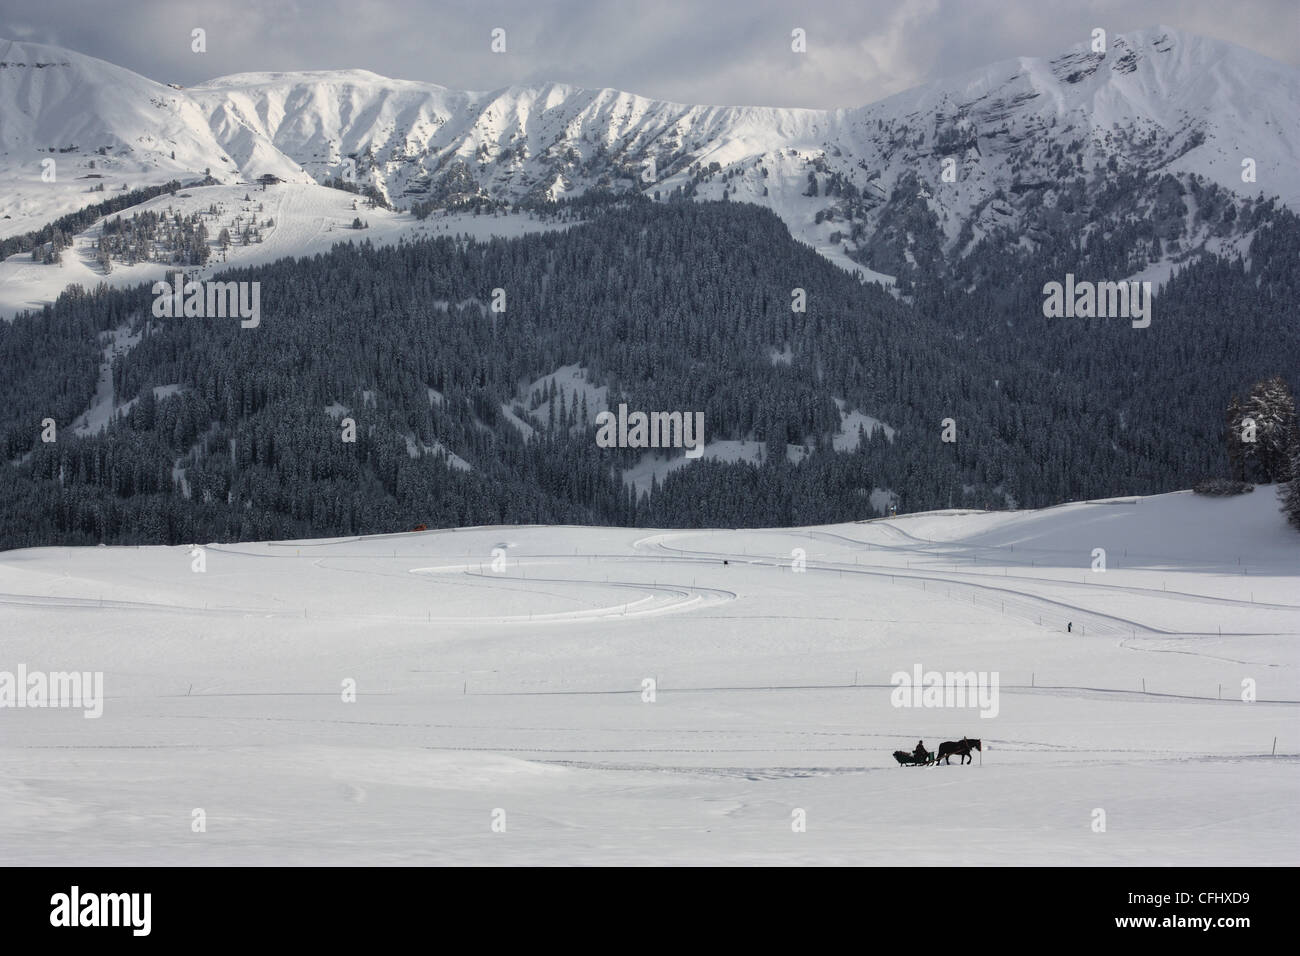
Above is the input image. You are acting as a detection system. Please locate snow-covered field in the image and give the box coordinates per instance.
[1,489,1296,865]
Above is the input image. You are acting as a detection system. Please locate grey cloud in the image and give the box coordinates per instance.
[0,0,1295,107]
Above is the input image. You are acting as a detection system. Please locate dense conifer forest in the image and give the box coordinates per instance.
[2,197,1297,548]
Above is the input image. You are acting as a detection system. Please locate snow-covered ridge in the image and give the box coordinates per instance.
[0,181,569,319]
[1,26,1297,294]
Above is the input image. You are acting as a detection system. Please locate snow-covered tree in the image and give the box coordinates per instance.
[1226,377,1297,484]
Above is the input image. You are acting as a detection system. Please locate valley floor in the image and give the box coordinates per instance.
[1,490,1296,864]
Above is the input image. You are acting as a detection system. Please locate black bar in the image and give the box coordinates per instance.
[5,866,1281,943]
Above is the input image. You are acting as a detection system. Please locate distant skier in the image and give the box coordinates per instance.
[1067,621,1073,633]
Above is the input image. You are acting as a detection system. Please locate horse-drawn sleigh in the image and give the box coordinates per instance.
[892,738,981,767]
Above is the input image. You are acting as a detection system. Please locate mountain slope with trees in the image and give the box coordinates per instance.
[2,196,1297,548]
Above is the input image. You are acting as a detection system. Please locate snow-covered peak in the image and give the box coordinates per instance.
[1,26,1296,289]
[0,37,232,165]
[0,38,247,238]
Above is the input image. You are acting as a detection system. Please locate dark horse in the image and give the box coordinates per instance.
[935,737,982,765]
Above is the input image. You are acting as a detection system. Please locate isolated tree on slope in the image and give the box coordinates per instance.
[1283,438,1300,531]
[1225,377,1298,484]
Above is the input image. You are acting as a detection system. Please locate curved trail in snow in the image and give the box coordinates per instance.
[808,528,1300,610]
[630,530,1295,639]
[633,531,1158,637]
[407,566,736,623]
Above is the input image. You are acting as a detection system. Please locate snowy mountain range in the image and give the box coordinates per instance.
[2,26,1298,296]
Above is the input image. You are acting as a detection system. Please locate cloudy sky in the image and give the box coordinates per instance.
[2,0,1296,107]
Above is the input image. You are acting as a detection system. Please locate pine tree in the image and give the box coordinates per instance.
[1231,377,1298,483]
[1282,437,1300,531]
[1225,395,1246,481]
